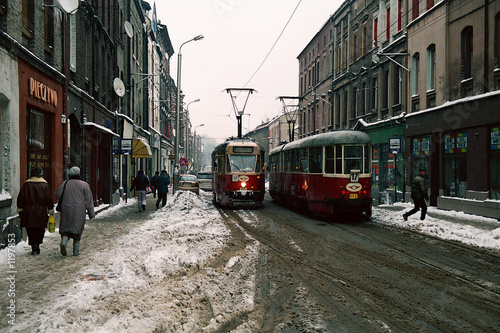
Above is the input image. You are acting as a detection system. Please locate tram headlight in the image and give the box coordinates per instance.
[241,182,247,188]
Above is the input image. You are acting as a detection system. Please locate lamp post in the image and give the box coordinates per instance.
[174,34,204,194]
[184,98,200,171]
[193,124,204,173]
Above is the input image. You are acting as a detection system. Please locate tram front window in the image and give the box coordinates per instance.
[229,155,256,172]
[344,146,363,174]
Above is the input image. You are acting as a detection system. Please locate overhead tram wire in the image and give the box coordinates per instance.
[241,0,303,89]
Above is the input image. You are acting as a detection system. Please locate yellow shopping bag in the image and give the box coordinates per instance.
[48,215,55,233]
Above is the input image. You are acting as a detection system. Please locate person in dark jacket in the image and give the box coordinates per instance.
[130,170,149,211]
[403,168,429,221]
[155,170,171,209]
[151,171,160,198]
[17,167,54,255]
[55,166,95,256]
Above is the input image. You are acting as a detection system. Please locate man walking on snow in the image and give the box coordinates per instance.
[403,168,429,221]
[156,170,171,209]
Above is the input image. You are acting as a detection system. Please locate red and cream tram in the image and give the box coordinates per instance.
[212,138,266,207]
[268,130,372,219]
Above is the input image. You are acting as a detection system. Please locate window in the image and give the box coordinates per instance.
[462,26,473,80]
[28,110,52,185]
[386,7,390,40]
[0,0,7,15]
[444,132,467,198]
[495,13,500,68]
[491,127,500,199]
[427,0,435,10]
[325,146,335,173]
[353,34,357,61]
[297,149,306,172]
[412,136,430,179]
[412,53,420,95]
[309,147,322,173]
[44,0,55,52]
[393,66,402,105]
[372,76,378,111]
[373,18,378,47]
[412,0,419,20]
[22,0,35,38]
[382,68,389,110]
[362,27,367,56]
[397,0,402,31]
[427,44,436,91]
[344,146,363,174]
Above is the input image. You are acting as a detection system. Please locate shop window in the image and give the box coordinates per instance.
[28,109,52,184]
[444,132,467,198]
[412,136,430,178]
[491,127,500,200]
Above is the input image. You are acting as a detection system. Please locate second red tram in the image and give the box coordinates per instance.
[268,130,372,219]
[212,138,266,207]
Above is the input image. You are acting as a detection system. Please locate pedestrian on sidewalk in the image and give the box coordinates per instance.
[130,170,149,211]
[403,168,429,221]
[151,171,160,198]
[17,167,54,255]
[55,166,95,256]
[155,170,171,209]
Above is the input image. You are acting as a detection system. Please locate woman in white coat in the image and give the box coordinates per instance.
[55,166,95,256]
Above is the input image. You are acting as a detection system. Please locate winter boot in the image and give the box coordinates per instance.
[142,204,146,211]
[60,237,68,256]
[31,244,40,255]
[73,242,80,256]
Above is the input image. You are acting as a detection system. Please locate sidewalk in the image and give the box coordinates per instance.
[374,202,500,232]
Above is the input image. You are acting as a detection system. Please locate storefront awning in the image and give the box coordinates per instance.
[132,138,152,158]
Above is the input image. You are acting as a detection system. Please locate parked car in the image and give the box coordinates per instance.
[179,174,200,195]
[197,171,212,191]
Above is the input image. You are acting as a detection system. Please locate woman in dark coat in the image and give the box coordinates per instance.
[55,166,95,256]
[17,167,54,255]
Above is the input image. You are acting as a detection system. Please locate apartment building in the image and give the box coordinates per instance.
[405,0,500,218]
[297,0,500,217]
[0,0,175,248]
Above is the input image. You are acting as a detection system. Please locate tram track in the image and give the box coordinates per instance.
[216,199,500,332]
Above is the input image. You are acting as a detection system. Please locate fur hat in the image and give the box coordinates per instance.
[69,166,80,176]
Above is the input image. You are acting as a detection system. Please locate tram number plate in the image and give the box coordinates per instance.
[240,187,247,191]
[349,193,358,199]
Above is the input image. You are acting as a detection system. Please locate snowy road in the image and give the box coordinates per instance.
[1,191,500,332]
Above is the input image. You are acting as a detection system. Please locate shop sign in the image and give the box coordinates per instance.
[29,77,58,107]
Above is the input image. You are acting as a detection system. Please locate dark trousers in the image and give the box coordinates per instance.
[405,198,427,220]
[26,227,45,245]
[156,192,167,208]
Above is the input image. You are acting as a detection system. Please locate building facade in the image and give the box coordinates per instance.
[297,0,500,217]
[0,0,176,248]
[405,0,500,218]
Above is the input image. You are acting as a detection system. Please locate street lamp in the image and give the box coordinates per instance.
[174,34,204,194]
[184,98,200,169]
[194,124,204,173]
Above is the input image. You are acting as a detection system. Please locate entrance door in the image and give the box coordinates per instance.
[27,109,52,184]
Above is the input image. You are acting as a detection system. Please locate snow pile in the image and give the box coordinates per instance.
[373,202,500,250]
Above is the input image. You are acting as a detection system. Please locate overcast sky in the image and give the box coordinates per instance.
[154,0,343,142]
